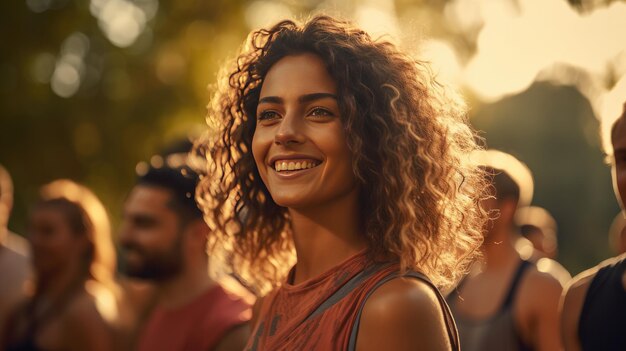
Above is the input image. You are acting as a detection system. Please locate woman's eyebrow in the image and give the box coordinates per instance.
[258,96,282,105]
[258,92,337,105]
[298,92,337,103]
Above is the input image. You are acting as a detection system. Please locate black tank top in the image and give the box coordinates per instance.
[579,255,626,351]
[447,260,533,351]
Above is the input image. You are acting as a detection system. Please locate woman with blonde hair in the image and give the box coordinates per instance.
[2,180,118,351]
[199,15,487,350]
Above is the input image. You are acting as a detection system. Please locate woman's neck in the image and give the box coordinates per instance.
[289,188,366,284]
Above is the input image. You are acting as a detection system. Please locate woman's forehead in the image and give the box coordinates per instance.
[260,53,336,98]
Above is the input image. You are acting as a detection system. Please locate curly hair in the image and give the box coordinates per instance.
[197,15,488,294]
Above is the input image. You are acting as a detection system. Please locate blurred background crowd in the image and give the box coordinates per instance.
[1,1,625,348]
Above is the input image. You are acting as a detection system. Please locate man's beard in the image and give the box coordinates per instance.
[121,235,184,282]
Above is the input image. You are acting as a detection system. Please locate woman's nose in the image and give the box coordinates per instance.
[274,113,305,146]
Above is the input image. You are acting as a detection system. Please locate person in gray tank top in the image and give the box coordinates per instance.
[447,150,564,351]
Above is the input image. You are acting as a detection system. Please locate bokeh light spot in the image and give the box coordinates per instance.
[51,62,81,98]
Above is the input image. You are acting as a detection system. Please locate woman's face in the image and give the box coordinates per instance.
[28,207,85,275]
[252,53,358,210]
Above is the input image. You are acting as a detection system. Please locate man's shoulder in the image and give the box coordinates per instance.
[191,285,252,351]
[590,253,626,275]
[205,283,252,306]
[562,253,626,309]
[564,267,597,300]
[193,284,252,328]
[558,256,622,350]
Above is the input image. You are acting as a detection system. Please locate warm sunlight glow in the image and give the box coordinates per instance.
[462,0,626,103]
[355,0,400,42]
[245,1,293,30]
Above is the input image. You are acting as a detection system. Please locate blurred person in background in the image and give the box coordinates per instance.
[561,102,626,350]
[447,150,564,351]
[608,212,626,255]
[0,164,32,343]
[516,206,559,260]
[1,179,118,351]
[515,206,571,286]
[119,160,251,351]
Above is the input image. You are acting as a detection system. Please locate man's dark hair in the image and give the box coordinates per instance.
[483,166,521,205]
[137,165,203,225]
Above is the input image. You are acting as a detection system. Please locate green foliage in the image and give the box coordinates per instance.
[0,0,249,235]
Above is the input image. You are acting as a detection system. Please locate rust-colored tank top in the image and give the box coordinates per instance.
[245,250,458,351]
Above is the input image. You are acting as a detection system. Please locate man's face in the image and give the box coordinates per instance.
[119,185,184,281]
[612,117,626,210]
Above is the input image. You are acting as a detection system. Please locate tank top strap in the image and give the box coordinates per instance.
[501,260,532,310]
[347,269,460,351]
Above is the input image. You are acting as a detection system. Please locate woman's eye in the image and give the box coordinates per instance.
[309,107,333,117]
[258,110,280,121]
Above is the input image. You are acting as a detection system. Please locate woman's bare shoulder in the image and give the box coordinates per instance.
[356,277,451,351]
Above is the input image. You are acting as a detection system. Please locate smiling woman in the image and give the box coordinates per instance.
[197,15,488,351]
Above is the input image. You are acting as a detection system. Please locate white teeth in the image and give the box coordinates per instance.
[274,160,318,172]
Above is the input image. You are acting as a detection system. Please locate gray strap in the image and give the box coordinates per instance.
[305,263,395,321]
[347,271,460,351]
